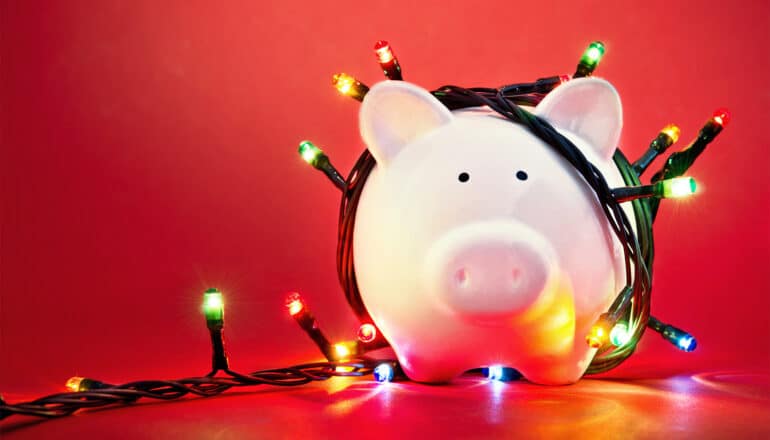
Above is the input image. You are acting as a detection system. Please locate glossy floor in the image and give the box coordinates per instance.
[2,369,769,439]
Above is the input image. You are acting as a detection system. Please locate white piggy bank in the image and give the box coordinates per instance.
[353,78,635,385]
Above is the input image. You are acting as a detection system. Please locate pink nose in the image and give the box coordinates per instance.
[424,221,557,319]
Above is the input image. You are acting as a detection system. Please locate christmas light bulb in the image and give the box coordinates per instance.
[373,363,395,383]
[373,40,403,80]
[333,342,356,360]
[332,73,369,101]
[631,123,682,175]
[357,323,377,343]
[66,376,85,392]
[574,41,606,77]
[487,365,504,381]
[587,314,612,348]
[610,322,632,347]
[481,366,521,381]
[587,326,607,348]
[581,41,605,67]
[677,335,697,352]
[285,292,305,316]
[649,316,698,353]
[298,140,323,166]
[661,124,681,144]
[659,176,696,198]
[712,108,731,127]
[203,288,224,323]
[374,40,394,64]
[662,325,697,352]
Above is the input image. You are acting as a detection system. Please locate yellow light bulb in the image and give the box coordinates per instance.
[586,324,608,348]
[334,343,351,359]
[661,124,681,144]
[333,73,355,96]
[66,376,85,392]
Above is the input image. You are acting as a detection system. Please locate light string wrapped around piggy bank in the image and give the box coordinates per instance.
[296,40,728,384]
[0,40,729,421]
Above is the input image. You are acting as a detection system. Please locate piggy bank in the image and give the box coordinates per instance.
[353,78,634,385]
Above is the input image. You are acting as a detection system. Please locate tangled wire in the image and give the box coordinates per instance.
[337,81,655,375]
[0,360,383,419]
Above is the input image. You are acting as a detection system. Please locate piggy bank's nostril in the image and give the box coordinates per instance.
[511,267,523,288]
[454,268,469,288]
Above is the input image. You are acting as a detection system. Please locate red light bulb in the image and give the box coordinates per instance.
[357,323,377,343]
[374,40,394,64]
[285,292,304,316]
[712,108,730,127]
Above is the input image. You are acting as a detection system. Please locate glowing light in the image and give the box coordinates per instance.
[587,323,609,348]
[610,322,632,347]
[677,335,697,352]
[357,323,377,343]
[373,363,394,383]
[660,177,696,198]
[66,376,85,392]
[487,365,504,381]
[333,73,355,95]
[712,108,731,127]
[285,292,304,316]
[661,124,681,144]
[203,288,224,322]
[331,73,369,101]
[580,41,605,68]
[298,140,322,165]
[374,40,394,64]
[334,342,353,360]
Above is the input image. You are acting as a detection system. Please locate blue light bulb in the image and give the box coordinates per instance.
[373,363,394,383]
[482,365,522,382]
[677,335,697,352]
[487,365,504,381]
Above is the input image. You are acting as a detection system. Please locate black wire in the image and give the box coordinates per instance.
[0,360,386,420]
[336,82,653,375]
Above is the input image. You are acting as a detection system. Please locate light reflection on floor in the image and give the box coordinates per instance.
[314,370,770,438]
[2,371,769,439]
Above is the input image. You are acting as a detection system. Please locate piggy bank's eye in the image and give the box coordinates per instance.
[516,170,528,181]
[458,172,470,183]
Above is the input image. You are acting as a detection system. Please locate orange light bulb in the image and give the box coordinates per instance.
[661,124,681,143]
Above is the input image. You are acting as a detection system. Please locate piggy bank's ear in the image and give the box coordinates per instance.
[534,78,622,160]
[360,81,453,166]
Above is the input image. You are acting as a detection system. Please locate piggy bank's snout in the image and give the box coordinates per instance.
[425,221,558,319]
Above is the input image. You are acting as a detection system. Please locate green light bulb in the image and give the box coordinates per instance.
[659,177,696,198]
[203,288,224,322]
[610,322,631,347]
[298,140,323,165]
[580,41,605,68]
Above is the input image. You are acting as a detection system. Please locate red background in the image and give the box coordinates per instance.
[2,0,769,437]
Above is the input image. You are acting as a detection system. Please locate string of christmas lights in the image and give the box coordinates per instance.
[0,39,727,422]
[299,40,727,373]
[0,289,396,420]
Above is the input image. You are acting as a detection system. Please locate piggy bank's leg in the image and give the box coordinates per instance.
[516,348,594,385]
[397,353,466,384]
[517,364,584,385]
